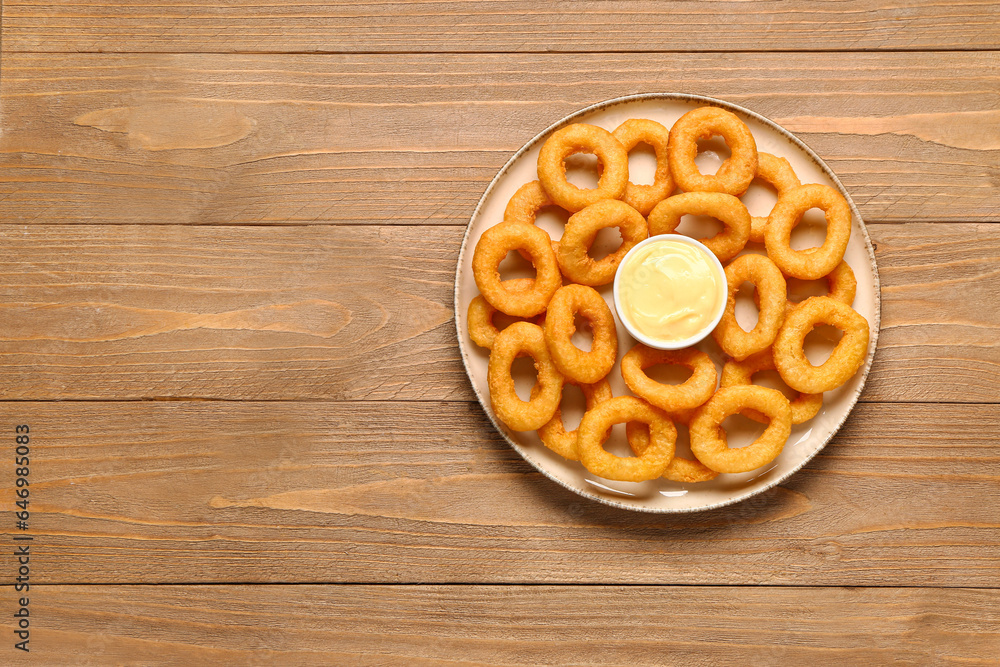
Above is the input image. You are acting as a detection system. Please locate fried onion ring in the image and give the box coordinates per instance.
[772,296,870,394]
[764,184,852,280]
[720,349,822,424]
[576,396,676,482]
[612,118,674,215]
[503,180,557,226]
[794,260,857,307]
[556,199,648,286]
[626,419,719,483]
[537,123,629,212]
[544,284,618,384]
[468,279,543,349]
[472,222,562,317]
[501,180,565,260]
[689,386,792,473]
[621,344,717,411]
[538,378,613,461]
[818,260,858,306]
[712,253,787,361]
[667,106,758,196]
[647,192,751,263]
[759,259,858,319]
[487,322,565,431]
[747,152,801,243]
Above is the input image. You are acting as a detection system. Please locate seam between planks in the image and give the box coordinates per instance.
[2,48,1000,55]
[19,582,1000,590]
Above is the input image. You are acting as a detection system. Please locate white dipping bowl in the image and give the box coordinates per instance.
[612,234,728,350]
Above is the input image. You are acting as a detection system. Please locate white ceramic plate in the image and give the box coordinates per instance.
[455,93,880,513]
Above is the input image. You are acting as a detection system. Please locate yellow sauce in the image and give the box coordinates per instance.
[618,239,724,343]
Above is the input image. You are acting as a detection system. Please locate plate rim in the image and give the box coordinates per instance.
[453,92,882,514]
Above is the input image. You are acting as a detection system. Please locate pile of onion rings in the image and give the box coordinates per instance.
[467,106,871,488]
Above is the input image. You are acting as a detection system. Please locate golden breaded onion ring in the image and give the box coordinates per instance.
[712,253,787,361]
[612,118,674,215]
[487,322,564,431]
[720,349,822,425]
[543,284,617,384]
[621,344,717,411]
[467,279,544,350]
[537,123,629,212]
[667,106,758,196]
[764,184,852,280]
[778,260,857,316]
[503,180,558,226]
[472,222,562,317]
[556,199,648,286]
[502,181,565,260]
[747,152,801,243]
[537,378,613,461]
[576,396,676,482]
[818,260,858,306]
[647,192,751,263]
[772,296,870,394]
[626,417,719,483]
[689,386,792,473]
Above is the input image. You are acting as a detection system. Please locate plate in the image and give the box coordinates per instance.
[454,93,880,513]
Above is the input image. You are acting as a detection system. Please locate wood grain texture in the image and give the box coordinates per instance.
[2,401,998,586]
[0,223,997,402]
[4,0,999,54]
[1,1,997,658]
[1,52,998,226]
[2,585,998,665]
[0,224,460,401]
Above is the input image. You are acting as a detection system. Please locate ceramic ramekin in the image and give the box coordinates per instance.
[612,234,727,349]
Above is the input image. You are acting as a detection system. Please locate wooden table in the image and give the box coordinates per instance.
[1,2,999,663]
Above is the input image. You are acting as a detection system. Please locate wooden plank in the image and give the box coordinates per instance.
[1,52,997,226]
[4,1,999,54]
[2,401,998,586]
[0,224,463,401]
[871,222,1000,402]
[2,585,998,664]
[0,222,997,403]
